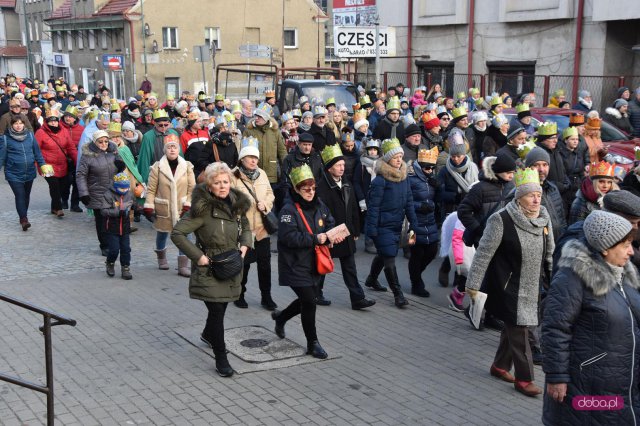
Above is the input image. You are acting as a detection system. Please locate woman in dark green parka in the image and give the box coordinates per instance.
[172,162,253,377]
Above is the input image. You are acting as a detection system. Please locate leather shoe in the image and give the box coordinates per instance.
[490,364,515,383]
[351,298,376,310]
[316,295,331,306]
[70,206,83,213]
[411,287,430,298]
[306,340,328,359]
[260,295,278,311]
[215,355,234,377]
[233,296,248,309]
[514,381,542,397]
[271,311,285,338]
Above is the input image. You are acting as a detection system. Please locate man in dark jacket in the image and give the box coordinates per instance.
[536,123,571,199]
[281,133,325,191]
[402,123,427,164]
[629,88,640,138]
[316,144,376,310]
[212,131,239,169]
[307,106,336,153]
[373,97,405,141]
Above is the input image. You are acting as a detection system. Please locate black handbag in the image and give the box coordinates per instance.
[240,178,278,234]
[207,249,243,280]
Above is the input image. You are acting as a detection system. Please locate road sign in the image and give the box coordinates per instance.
[193,45,210,63]
[333,26,396,58]
[239,44,271,53]
[102,54,124,70]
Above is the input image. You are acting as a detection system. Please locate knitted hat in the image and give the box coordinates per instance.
[113,172,130,194]
[578,90,591,99]
[472,110,488,123]
[525,147,551,167]
[603,190,640,218]
[584,210,632,252]
[492,153,517,174]
[92,130,109,143]
[404,123,421,138]
[514,168,542,199]
[122,121,135,132]
[239,136,260,160]
[381,138,404,162]
[254,103,272,121]
[449,142,466,157]
[614,98,628,109]
[507,126,525,141]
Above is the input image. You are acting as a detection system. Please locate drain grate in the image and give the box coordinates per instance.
[240,338,270,348]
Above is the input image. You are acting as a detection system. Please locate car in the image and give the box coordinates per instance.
[503,107,640,170]
[277,79,357,115]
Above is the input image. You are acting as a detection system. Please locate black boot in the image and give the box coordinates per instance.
[315,283,331,306]
[384,266,408,308]
[234,285,248,308]
[261,293,278,311]
[411,279,430,298]
[214,351,234,377]
[365,256,387,291]
[105,261,115,277]
[438,258,451,287]
[306,340,328,359]
[271,310,285,338]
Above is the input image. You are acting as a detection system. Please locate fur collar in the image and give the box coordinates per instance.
[375,160,407,182]
[82,141,118,157]
[191,184,251,219]
[605,107,622,119]
[246,117,279,131]
[482,156,498,181]
[558,239,640,296]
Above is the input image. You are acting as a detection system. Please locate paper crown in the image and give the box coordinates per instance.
[241,136,259,150]
[152,109,169,120]
[289,164,315,187]
[353,109,367,122]
[552,89,565,98]
[110,103,120,112]
[264,90,275,99]
[312,105,328,116]
[490,96,503,107]
[474,97,485,106]
[515,103,530,114]
[55,85,65,92]
[325,97,336,106]
[292,109,302,117]
[589,160,615,178]
[299,96,309,104]
[537,121,558,136]
[492,114,509,128]
[365,139,381,149]
[108,122,122,134]
[418,147,439,165]
[421,110,438,124]
[321,144,344,165]
[255,102,272,116]
[214,93,224,101]
[517,139,537,159]
[45,108,61,119]
[456,91,466,100]
[586,117,601,129]
[381,137,402,155]
[97,111,111,121]
[359,94,372,106]
[386,96,401,112]
[187,111,201,121]
[469,87,480,96]
[64,105,78,118]
[281,112,294,122]
[569,113,585,125]
[230,102,242,114]
[214,115,227,127]
[562,126,578,139]
[197,93,206,101]
[515,168,540,188]
[451,106,468,119]
[635,146,640,161]
[342,129,355,143]
[163,133,180,145]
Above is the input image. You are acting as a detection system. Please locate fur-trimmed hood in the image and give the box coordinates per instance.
[605,107,623,119]
[482,156,498,181]
[246,117,279,132]
[558,239,640,296]
[375,159,407,182]
[82,140,118,157]
[191,184,251,219]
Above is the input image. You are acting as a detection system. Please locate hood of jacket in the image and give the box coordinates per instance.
[482,156,499,181]
[246,117,279,132]
[558,239,640,296]
[191,184,251,219]
[82,140,118,158]
[375,159,407,183]
[605,107,622,119]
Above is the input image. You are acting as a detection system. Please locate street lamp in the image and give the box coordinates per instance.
[313,14,329,71]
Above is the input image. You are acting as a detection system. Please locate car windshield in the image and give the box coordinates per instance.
[302,84,357,113]
[540,114,630,142]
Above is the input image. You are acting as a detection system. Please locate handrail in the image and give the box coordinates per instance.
[0,291,76,426]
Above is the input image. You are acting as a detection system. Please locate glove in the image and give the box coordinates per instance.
[359,199,367,212]
[80,195,91,206]
[114,159,126,173]
[462,228,476,247]
[467,288,478,300]
[143,208,156,223]
[180,205,191,217]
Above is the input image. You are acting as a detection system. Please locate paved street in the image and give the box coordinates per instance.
[0,178,543,425]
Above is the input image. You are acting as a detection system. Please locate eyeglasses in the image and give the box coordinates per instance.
[156,123,170,127]
[299,186,316,193]
[96,139,109,144]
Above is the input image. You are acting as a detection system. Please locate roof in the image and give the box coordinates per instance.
[49,0,72,19]
[0,46,26,57]
[0,0,15,8]
[94,0,137,16]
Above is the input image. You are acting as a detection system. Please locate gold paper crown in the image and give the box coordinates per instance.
[353,109,367,122]
[515,168,540,187]
[45,108,61,119]
[421,110,438,124]
[325,97,336,106]
[153,109,169,120]
[417,147,439,165]
[264,90,275,99]
[451,106,468,119]
[359,95,371,106]
[64,105,79,118]
[187,111,200,121]
[386,96,401,111]
[321,144,344,165]
[108,122,122,134]
[562,126,578,140]
[163,133,180,145]
[110,103,120,112]
[491,96,503,107]
[589,161,615,178]
[289,164,315,187]
[515,103,530,114]
[537,121,558,136]
[456,91,466,100]
[381,138,402,155]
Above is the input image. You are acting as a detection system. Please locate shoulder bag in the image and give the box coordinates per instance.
[198,213,244,280]
[50,135,75,171]
[240,178,278,234]
[295,203,334,275]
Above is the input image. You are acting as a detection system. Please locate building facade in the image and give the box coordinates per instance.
[1,0,27,76]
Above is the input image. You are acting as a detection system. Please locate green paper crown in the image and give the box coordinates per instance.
[517,138,536,160]
[326,97,336,106]
[515,103,530,114]
[289,164,315,187]
[515,168,540,187]
[491,96,503,107]
[456,91,466,100]
[634,146,640,161]
[538,121,558,136]
[321,144,343,165]
[381,138,401,155]
[214,93,224,101]
[562,126,578,140]
[386,96,401,111]
[359,95,371,105]
[469,87,480,96]
[451,106,467,119]
[153,109,169,120]
[474,97,485,106]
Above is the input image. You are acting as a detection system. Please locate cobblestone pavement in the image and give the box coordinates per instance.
[0,179,543,425]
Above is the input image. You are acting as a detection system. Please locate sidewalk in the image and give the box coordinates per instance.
[0,179,543,425]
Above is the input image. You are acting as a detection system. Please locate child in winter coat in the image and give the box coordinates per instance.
[439,212,476,311]
[101,172,134,280]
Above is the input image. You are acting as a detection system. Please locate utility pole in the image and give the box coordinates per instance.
[140,0,148,76]
[22,0,33,77]
[374,8,381,93]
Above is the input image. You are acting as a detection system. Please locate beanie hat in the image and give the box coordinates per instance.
[492,153,517,174]
[301,111,313,121]
[603,190,640,218]
[113,172,130,194]
[404,123,421,138]
[122,121,135,132]
[617,86,630,98]
[381,138,404,162]
[614,98,628,109]
[92,130,109,143]
[507,126,525,141]
[584,210,632,252]
[578,90,591,99]
[492,114,509,128]
[449,142,466,157]
[525,147,551,167]
[239,136,260,160]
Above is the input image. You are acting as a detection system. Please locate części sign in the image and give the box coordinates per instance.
[334,26,396,58]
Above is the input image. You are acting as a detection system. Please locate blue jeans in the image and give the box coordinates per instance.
[105,233,131,265]
[8,180,34,220]
[156,231,184,255]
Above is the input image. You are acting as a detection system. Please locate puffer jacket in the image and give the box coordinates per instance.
[231,167,275,242]
[35,122,77,178]
[60,120,84,151]
[76,141,121,209]
[365,160,418,257]
[629,97,640,138]
[457,156,515,246]
[170,185,253,303]
[408,161,439,245]
[569,179,602,225]
[243,117,287,183]
[0,130,45,182]
[100,188,134,235]
[542,239,640,426]
[604,107,634,135]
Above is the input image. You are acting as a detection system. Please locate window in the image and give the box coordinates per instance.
[417,61,454,98]
[162,27,178,49]
[100,29,107,49]
[55,31,62,50]
[34,22,39,41]
[283,28,298,49]
[66,31,73,51]
[165,77,180,99]
[88,29,96,49]
[77,31,84,49]
[205,27,220,50]
[486,61,536,97]
[28,21,33,41]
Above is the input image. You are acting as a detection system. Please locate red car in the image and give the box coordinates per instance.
[503,107,639,170]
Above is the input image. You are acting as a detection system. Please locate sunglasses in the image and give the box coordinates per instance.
[299,186,316,193]
[440,117,450,121]
[422,166,434,171]
[156,123,170,127]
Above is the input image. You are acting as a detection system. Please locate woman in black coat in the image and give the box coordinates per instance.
[542,211,640,425]
[271,164,342,359]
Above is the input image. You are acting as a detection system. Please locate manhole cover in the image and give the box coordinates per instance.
[240,338,270,348]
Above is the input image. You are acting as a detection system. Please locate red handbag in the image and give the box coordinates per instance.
[295,203,334,275]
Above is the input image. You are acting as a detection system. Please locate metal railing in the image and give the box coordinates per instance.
[0,292,76,426]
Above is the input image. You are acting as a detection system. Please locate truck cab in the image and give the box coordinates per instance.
[277,79,358,115]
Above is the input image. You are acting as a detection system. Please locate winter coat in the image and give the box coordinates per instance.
[100,188,134,235]
[0,112,33,135]
[629,98,640,138]
[463,126,479,164]
[410,93,427,109]
[482,126,507,159]
[316,172,360,258]
[35,123,77,178]
[440,213,475,276]
[541,180,567,242]
[466,201,554,326]
[622,168,640,197]
[367,110,382,134]
[373,116,405,142]
[542,239,640,426]
[306,122,337,153]
[537,143,571,196]
[353,154,376,202]
[569,179,601,225]
[604,107,634,135]
[60,120,84,151]
[76,119,97,165]
[277,192,335,288]
[243,118,287,183]
[170,185,253,303]
[572,101,592,113]
[144,156,195,233]
[401,141,428,165]
[341,148,360,184]
[179,128,209,156]
[495,144,524,169]
[137,128,180,183]
[76,141,121,210]
[365,160,418,257]
[280,146,325,188]
[231,167,275,242]
[471,126,486,162]
[0,130,45,182]
[213,136,239,169]
[408,161,439,245]
[184,139,214,180]
[457,157,515,246]
[437,156,480,216]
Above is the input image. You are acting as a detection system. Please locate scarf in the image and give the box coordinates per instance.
[240,164,260,181]
[128,110,141,119]
[382,117,400,139]
[123,133,138,143]
[445,156,478,194]
[9,127,28,141]
[299,123,311,132]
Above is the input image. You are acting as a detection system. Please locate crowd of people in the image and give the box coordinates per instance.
[1,74,640,422]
